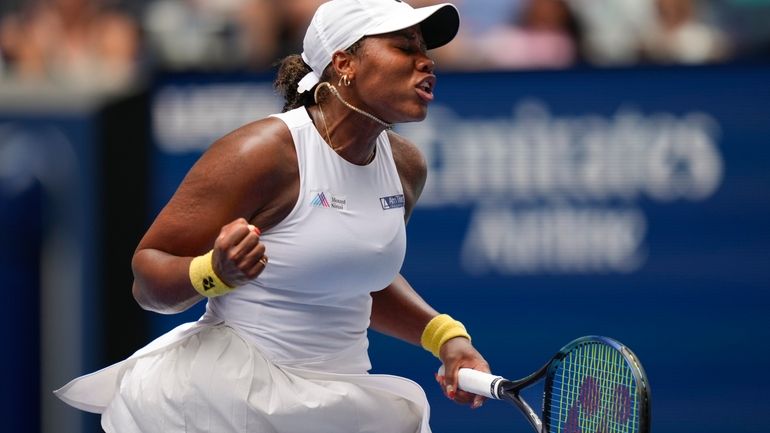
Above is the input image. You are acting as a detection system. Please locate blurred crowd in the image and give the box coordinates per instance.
[0,0,769,91]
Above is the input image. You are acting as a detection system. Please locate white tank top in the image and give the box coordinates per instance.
[204,107,407,373]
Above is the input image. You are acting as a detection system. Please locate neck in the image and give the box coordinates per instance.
[312,83,389,165]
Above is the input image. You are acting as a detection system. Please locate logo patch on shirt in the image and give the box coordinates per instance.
[310,191,346,210]
[380,194,405,210]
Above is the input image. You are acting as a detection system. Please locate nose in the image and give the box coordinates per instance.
[417,54,435,73]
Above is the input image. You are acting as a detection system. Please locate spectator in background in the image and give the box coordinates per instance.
[641,0,730,64]
[565,0,658,66]
[271,0,327,62]
[450,0,528,35]
[143,0,279,71]
[427,0,580,70]
[0,46,6,79]
[473,0,581,69]
[0,0,140,90]
[427,0,526,70]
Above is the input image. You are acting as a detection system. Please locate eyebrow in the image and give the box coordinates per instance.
[392,30,418,41]
[390,30,427,49]
[392,29,416,38]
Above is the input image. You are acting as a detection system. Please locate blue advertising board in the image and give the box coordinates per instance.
[148,65,770,433]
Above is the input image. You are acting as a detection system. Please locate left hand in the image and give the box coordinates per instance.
[435,337,490,409]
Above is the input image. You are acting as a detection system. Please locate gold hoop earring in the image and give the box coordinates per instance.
[339,75,351,87]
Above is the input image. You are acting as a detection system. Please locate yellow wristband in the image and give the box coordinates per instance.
[421,314,471,358]
[189,250,234,297]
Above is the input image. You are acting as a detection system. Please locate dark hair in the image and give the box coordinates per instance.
[273,40,366,112]
[274,55,315,112]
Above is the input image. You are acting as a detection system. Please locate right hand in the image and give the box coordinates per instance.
[436,337,490,410]
[212,218,268,287]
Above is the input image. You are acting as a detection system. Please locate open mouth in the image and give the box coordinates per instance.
[416,77,435,102]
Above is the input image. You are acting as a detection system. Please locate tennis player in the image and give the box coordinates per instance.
[55,1,490,431]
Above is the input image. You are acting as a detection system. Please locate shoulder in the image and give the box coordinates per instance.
[207,115,292,159]
[386,130,427,220]
[216,115,292,155]
[387,130,427,185]
[204,115,296,184]
[185,115,296,201]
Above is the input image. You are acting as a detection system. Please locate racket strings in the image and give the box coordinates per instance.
[546,343,640,433]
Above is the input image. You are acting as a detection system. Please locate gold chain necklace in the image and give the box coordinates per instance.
[317,82,393,129]
[314,83,381,164]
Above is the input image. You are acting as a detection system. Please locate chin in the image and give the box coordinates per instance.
[402,106,430,123]
[394,115,427,124]
[385,102,429,124]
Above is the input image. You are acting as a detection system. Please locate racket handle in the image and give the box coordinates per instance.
[458,368,505,399]
[438,366,504,399]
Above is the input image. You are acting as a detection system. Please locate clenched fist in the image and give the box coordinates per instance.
[212,218,269,287]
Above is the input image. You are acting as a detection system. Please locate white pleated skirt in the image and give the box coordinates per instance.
[54,322,430,433]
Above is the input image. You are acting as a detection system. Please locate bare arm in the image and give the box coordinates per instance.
[371,132,489,408]
[369,274,438,344]
[132,117,297,313]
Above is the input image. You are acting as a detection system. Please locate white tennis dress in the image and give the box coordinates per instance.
[55,107,431,432]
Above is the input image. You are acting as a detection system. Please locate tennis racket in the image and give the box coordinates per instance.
[445,335,650,433]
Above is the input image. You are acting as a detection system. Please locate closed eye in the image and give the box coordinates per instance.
[392,31,427,54]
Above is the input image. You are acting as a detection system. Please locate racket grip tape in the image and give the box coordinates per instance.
[438,366,504,399]
[458,368,504,399]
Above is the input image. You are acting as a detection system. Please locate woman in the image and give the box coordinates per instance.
[56,1,490,431]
